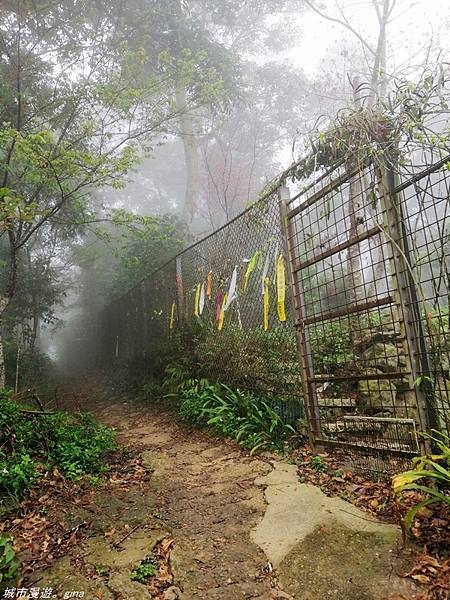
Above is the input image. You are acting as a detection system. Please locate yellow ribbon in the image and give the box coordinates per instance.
[263,276,269,331]
[276,255,286,322]
[194,284,201,318]
[218,292,228,331]
[244,251,261,291]
[169,301,176,329]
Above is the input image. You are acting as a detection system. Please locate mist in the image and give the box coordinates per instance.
[0,0,448,398]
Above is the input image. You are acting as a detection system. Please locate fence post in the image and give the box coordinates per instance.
[378,154,437,453]
[278,185,322,447]
[175,256,184,322]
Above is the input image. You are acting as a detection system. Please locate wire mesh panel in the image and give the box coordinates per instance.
[396,157,450,438]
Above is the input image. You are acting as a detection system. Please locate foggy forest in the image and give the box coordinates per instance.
[0,1,450,599]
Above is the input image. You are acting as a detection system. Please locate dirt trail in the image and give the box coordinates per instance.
[34,384,418,600]
[51,387,279,599]
[103,398,275,598]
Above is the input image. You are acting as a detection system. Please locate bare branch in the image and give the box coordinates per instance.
[303,0,375,55]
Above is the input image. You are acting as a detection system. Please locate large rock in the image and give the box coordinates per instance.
[361,342,399,372]
[252,462,417,600]
[252,462,399,566]
[358,370,397,412]
[277,524,417,600]
[34,556,114,600]
[83,529,166,569]
[163,586,183,599]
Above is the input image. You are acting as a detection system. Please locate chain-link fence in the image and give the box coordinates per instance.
[98,191,304,425]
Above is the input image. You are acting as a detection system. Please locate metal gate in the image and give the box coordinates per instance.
[280,154,447,460]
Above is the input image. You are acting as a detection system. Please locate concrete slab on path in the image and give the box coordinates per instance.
[251,462,418,600]
[251,462,395,566]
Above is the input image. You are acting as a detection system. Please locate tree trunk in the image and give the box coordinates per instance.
[15,323,22,393]
[346,78,367,348]
[368,0,389,105]
[346,161,366,348]
[0,297,10,389]
[175,86,201,225]
[366,0,390,296]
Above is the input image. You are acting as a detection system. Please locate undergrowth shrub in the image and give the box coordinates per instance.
[176,378,214,427]
[393,430,450,532]
[130,556,156,583]
[46,412,116,480]
[0,534,19,588]
[173,378,295,454]
[0,454,37,498]
[0,390,116,498]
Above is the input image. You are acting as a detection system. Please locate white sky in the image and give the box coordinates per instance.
[272,0,450,165]
[291,0,450,77]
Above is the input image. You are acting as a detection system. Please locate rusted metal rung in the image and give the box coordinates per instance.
[287,158,346,206]
[287,158,372,218]
[309,371,410,383]
[293,226,381,272]
[393,153,450,194]
[314,438,418,456]
[297,295,394,326]
[280,192,322,442]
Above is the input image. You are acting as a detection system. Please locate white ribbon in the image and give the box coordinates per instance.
[199,282,205,315]
[224,266,238,310]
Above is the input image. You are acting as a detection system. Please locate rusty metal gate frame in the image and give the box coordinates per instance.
[279,156,434,457]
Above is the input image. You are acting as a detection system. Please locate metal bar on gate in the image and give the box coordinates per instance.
[278,185,322,444]
[314,438,419,456]
[397,210,439,434]
[310,371,410,383]
[393,153,450,194]
[293,226,381,272]
[287,158,371,219]
[287,158,347,205]
[301,295,394,326]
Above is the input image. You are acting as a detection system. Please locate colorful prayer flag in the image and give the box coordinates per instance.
[243,251,260,291]
[224,266,237,311]
[169,301,176,329]
[276,255,286,322]
[206,271,213,299]
[218,292,228,331]
[194,284,201,318]
[215,290,224,325]
[199,283,205,315]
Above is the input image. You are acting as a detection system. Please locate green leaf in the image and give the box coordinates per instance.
[404,498,438,531]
